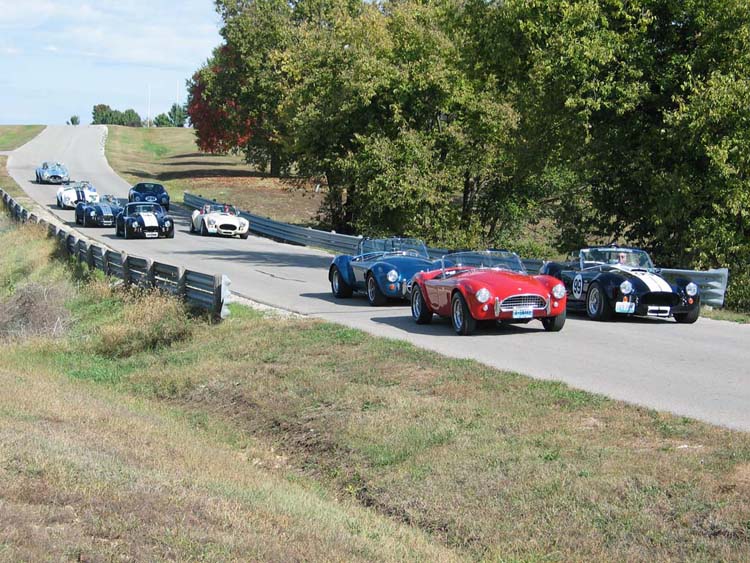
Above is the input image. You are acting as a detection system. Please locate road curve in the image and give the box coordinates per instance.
[8,125,750,431]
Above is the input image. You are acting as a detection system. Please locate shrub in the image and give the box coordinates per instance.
[0,282,72,340]
[725,270,750,313]
[96,290,192,357]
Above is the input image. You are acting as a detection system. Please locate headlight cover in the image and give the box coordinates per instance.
[475,287,491,303]
[164,220,171,228]
[685,282,698,296]
[552,283,566,299]
[89,211,96,217]
[620,280,633,295]
[386,269,399,283]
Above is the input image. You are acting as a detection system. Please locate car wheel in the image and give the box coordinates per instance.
[411,286,433,324]
[674,308,699,324]
[167,230,175,239]
[201,220,208,236]
[542,310,566,332]
[366,273,387,306]
[82,214,88,227]
[123,224,129,239]
[240,232,249,240]
[451,292,476,335]
[331,266,353,298]
[586,282,612,321]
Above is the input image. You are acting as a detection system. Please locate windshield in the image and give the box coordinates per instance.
[359,238,429,258]
[205,204,237,215]
[134,183,165,194]
[580,248,655,269]
[127,203,162,215]
[101,195,119,205]
[442,251,526,273]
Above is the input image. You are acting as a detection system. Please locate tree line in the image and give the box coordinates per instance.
[187,0,750,310]
[91,103,188,128]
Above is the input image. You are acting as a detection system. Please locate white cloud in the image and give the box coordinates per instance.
[1,46,21,55]
[44,45,59,52]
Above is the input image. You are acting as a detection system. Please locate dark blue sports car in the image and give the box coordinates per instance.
[540,246,700,323]
[329,238,436,305]
[75,194,122,227]
[128,182,170,211]
[115,202,174,239]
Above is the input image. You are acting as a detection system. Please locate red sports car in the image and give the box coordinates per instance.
[411,251,568,335]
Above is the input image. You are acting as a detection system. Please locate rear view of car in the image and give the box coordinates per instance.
[128,182,170,211]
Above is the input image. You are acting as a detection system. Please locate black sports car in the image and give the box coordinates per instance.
[115,202,174,239]
[540,246,700,323]
[75,194,122,227]
[128,182,170,211]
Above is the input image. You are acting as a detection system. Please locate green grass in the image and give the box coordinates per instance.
[2,214,750,560]
[0,125,44,151]
[701,306,750,324]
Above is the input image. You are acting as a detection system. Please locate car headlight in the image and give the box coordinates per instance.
[386,269,399,282]
[89,211,96,217]
[208,218,216,226]
[164,220,171,228]
[475,287,491,303]
[552,283,566,299]
[685,282,698,296]
[619,280,633,295]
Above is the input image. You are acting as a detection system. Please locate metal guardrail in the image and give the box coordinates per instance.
[0,188,228,317]
[661,268,729,310]
[183,191,730,307]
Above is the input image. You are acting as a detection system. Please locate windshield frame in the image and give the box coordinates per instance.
[125,202,163,216]
[357,237,429,259]
[441,250,526,275]
[579,247,655,270]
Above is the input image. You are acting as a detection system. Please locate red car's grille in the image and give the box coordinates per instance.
[500,294,547,310]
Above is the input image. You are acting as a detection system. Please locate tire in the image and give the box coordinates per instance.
[451,292,476,335]
[331,266,353,298]
[586,282,612,321]
[201,220,208,236]
[411,286,433,324]
[366,273,387,306]
[123,223,129,239]
[542,310,566,332]
[167,230,175,239]
[189,221,195,233]
[82,214,88,227]
[57,197,62,209]
[240,232,249,240]
[674,308,699,324]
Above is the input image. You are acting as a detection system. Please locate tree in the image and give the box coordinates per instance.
[153,113,171,127]
[68,115,80,126]
[167,102,187,127]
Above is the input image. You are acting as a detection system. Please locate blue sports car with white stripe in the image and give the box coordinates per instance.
[115,202,174,239]
[75,194,122,227]
[540,246,700,323]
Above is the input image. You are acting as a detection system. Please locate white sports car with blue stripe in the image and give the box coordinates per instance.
[540,246,701,323]
[56,181,99,209]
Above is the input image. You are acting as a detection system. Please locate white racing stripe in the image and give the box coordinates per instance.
[140,212,158,227]
[629,270,673,293]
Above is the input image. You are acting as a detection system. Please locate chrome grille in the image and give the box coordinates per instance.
[500,294,547,311]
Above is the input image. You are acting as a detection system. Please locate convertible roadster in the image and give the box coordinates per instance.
[56,181,99,209]
[115,202,174,239]
[36,161,69,184]
[190,203,249,238]
[411,250,567,335]
[329,237,436,305]
[128,182,170,211]
[540,246,700,323]
[74,194,122,227]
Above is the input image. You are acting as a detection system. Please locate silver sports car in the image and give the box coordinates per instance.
[36,161,70,184]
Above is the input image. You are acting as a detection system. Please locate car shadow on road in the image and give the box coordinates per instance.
[370,315,548,336]
[567,311,675,325]
[300,292,409,309]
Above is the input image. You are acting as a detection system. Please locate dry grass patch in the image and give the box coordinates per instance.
[105,125,324,225]
[1,155,34,204]
[0,125,44,150]
[111,311,750,561]
[0,360,456,562]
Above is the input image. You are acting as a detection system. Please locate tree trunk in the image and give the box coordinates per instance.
[270,150,281,177]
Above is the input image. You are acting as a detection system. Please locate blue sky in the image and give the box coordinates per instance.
[0,1,222,125]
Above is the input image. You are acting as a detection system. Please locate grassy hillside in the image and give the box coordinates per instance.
[0,125,44,150]
[105,126,324,225]
[1,217,750,560]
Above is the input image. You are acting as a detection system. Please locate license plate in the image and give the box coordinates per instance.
[512,307,534,319]
[615,301,635,314]
[145,232,158,238]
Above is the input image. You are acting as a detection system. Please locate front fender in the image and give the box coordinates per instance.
[330,255,355,286]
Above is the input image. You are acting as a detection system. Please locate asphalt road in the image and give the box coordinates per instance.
[8,125,750,431]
